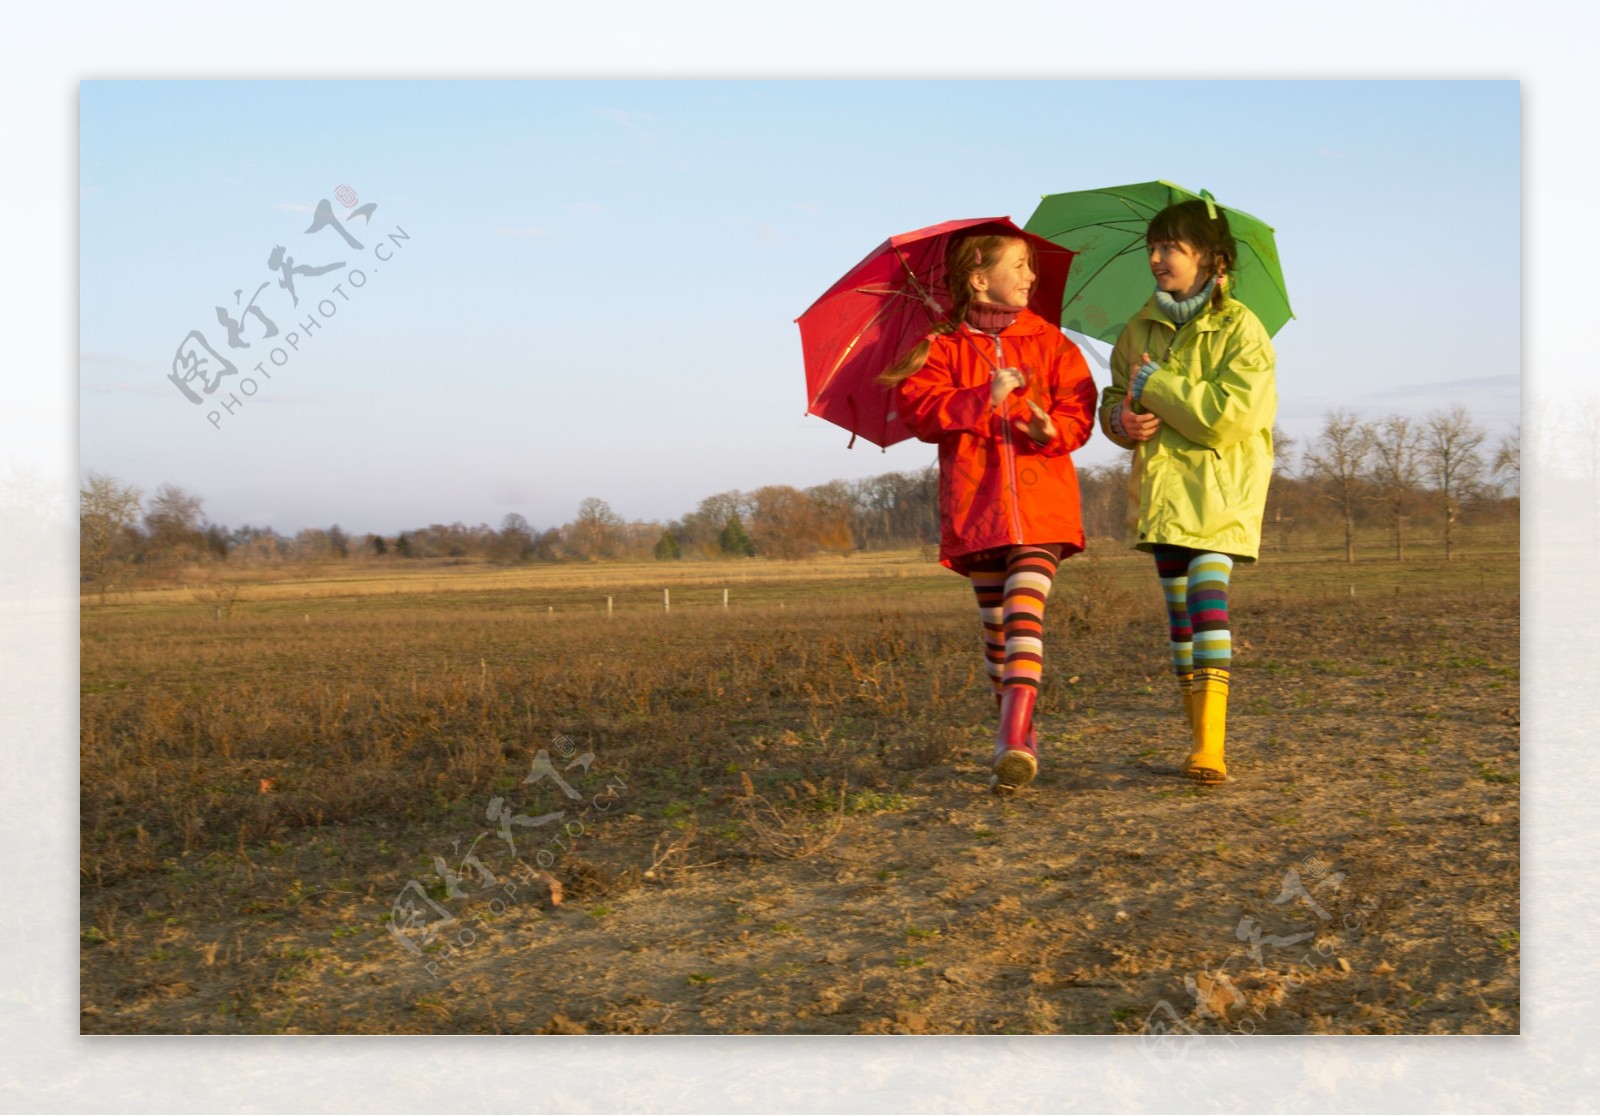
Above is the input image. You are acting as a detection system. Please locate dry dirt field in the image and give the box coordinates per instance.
[79,542,1519,1035]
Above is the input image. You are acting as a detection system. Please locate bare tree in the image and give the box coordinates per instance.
[1077,463,1132,543]
[80,471,143,601]
[1368,414,1423,561]
[1421,406,1488,559]
[805,479,862,550]
[748,485,852,559]
[1492,429,1520,495]
[672,490,749,558]
[1302,410,1373,564]
[143,483,207,570]
[749,486,815,560]
[1270,423,1297,478]
[292,528,333,560]
[567,497,622,560]
[494,513,535,563]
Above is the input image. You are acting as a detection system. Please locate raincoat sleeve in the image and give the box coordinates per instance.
[896,343,997,442]
[1138,313,1276,451]
[1018,338,1097,457]
[1098,330,1138,451]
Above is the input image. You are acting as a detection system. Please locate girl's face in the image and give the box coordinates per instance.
[1149,239,1210,300]
[971,239,1035,308]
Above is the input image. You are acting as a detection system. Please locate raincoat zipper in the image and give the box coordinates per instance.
[994,332,1023,543]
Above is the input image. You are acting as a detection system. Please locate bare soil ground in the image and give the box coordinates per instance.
[80,547,1519,1034]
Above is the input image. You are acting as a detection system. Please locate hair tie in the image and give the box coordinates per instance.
[973,248,983,266]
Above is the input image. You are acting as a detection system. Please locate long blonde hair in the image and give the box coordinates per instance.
[876,233,1028,387]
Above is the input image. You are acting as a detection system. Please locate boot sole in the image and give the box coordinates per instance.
[990,751,1037,795]
[1183,759,1227,785]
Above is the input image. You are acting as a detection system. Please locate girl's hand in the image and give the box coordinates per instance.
[1119,392,1162,441]
[1021,400,1057,444]
[990,366,1025,408]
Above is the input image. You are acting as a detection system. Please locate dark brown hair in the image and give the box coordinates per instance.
[1147,199,1237,311]
[876,233,1029,387]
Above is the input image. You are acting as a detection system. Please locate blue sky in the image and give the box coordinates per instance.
[80,80,1519,536]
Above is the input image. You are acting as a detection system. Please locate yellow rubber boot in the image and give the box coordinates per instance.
[1184,668,1229,784]
[1178,671,1196,732]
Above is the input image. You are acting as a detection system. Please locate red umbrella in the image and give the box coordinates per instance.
[796,216,1074,449]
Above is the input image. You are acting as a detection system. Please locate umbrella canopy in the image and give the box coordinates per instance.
[796,216,1074,449]
[1023,180,1293,346]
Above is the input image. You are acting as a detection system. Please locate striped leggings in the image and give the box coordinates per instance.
[1152,545,1233,679]
[966,545,1064,695]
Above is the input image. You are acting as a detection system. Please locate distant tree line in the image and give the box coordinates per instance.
[79,406,1519,593]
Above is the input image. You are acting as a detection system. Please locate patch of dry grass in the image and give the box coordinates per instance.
[80,536,1518,1034]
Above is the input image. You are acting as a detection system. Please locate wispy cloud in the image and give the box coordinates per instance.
[86,378,316,405]
[595,108,657,149]
[597,107,654,130]
[82,379,173,399]
[728,216,782,244]
[1372,374,1519,400]
[79,351,138,366]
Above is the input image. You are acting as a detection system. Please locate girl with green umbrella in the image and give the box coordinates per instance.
[1098,199,1278,784]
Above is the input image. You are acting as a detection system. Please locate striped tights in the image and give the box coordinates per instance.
[967,545,1063,696]
[1152,545,1233,685]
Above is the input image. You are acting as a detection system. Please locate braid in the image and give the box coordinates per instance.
[877,326,954,386]
[877,232,1023,387]
[1148,200,1237,312]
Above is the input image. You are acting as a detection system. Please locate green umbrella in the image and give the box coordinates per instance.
[1023,179,1293,346]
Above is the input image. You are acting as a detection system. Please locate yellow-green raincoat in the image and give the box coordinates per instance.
[1098,290,1277,560]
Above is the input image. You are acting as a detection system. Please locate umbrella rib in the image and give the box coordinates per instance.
[1243,249,1295,317]
[892,245,945,313]
[852,286,935,302]
[1063,240,1149,307]
[891,243,1004,371]
[816,296,924,398]
[1034,218,1151,241]
[1113,194,1164,221]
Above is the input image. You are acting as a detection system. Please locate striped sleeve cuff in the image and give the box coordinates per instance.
[1129,359,1160,406]
[1109,405,1128,439]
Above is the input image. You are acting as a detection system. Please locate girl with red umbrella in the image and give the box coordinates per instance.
[878,232,1099,794]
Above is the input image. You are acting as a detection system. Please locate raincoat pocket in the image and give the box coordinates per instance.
[1209,448,1240,510]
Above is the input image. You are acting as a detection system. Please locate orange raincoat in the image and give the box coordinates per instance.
[896,309,1098,572]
